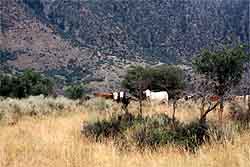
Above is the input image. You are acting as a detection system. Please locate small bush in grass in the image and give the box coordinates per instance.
[127,119,209,151]
[228,103,250,130]
[95,99,111,111]
[81,112,135,141]
[81,113,213,151]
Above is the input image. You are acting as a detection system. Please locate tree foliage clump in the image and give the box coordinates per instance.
[81,113,212,151]
[122,65,185,99]
[23,0,44,14]
[0,70,54,98]
[193,45,247,96]
[193,45,248,122]
[64,84,86,100]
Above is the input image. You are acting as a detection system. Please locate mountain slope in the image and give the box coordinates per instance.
[0,0,144,91]
[41,0,249,63]
[1,0,249,91]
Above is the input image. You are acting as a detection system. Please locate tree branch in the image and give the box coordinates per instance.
[200,101,220,122]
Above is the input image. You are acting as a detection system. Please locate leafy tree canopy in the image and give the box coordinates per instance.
[0,69,54,98]
[193,45,248,96]
[122,65,185,98]
[64,84,86,100]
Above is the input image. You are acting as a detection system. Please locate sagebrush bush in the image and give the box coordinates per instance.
[81,112,214,151]
[85,98,113,112]
[127,119,209,151]
[0,70,54,98]
[228,102,250,130]
[81,112,135,140]
[0,96,81,124]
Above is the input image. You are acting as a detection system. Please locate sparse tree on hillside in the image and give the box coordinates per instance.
[0,73,13,97]
[238,67,250,111]
[191,75,220,123]
[18,69,54,97]
[122,65,185,117]
[0,70,54,98]
[193,45,247,123]
[122,65,151,115]
[64,84,86,100]
[152,65,185,126]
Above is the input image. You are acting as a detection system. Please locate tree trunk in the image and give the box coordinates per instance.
[200,96,206,120]
[219,97,224,124]
[248,94,250,113]
[139,86,143,116]
[172,100,177,129]
[139,99,142,116]
[243,94,247,111]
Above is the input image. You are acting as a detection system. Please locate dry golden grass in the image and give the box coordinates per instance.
[0,97,250,167]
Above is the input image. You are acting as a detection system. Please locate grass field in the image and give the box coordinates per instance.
[0,96,250,167]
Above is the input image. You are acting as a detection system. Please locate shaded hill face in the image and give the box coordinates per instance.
[0,0,144,91]
[39,0,249,63]
[1,0,249,91]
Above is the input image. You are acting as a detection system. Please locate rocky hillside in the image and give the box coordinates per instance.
[1,0,249,91]
[38,0,249,63]
[0,0,144,91]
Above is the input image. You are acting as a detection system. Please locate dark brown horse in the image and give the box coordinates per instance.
[94,92,113,99]
[208,95,220,102]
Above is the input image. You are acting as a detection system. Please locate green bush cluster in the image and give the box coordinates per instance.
[0,70,54,98]
[122,65,185,98]
[81,113,211,151]
[228,103,250,130]
[0,50,17,62]
[64,84,86,100]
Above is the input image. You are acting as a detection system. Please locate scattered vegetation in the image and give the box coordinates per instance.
[0,70,54,98]
[64,84,86,100]
[0,96,81,125]
[122,65,185,99]
[81,112,220,152]
[193,45,248,121]
[0,96,250,167]
[0,49,17,62]
[23,0,44,14]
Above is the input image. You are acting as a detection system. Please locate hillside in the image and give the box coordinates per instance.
[39,0,250,63]
[0,0,144,91]
[1,0,249,91]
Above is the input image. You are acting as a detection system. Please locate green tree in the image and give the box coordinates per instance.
[122,65,151,97]
[193,45,247,122]
[122,65,152,114]
[0,70,54,98]
[64,84,86,100]
[152,65,185,99]
[122,65,185,99]
[18,69,54,97]
[0,74,14,97]
[122,65,185,117]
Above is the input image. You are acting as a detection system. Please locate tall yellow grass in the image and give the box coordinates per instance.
[0,97,249,167]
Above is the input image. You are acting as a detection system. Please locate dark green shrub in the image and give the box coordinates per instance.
[81,113,135,141]
[64,84,86,100]
[174,121,209,151]
[0,70,54,98]
[81,113,212,151]
[122,65,185,98]
[0,50,17,62]
[23,0,44,14]
[225,102,250,130]
[0,74,14,97]
[128,119,209,151]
